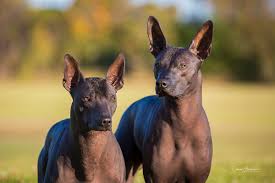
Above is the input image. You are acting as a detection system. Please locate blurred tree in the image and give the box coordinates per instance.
[20,10,69,77]
[64,0,178,72]
[211,0,275,81]
[64,0,130,69]
[0,0,31,77]
[0,0,274,82]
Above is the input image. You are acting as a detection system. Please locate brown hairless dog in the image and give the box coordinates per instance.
[38,53,126,183]
[115,16,213,183]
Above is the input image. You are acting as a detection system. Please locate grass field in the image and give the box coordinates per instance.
[0,75,274,183]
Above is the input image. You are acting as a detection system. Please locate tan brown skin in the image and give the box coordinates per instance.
[115,16,213,183]
[38,54,126,183]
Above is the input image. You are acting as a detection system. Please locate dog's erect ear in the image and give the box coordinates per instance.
[147,16,167,58]
[106,53,125,91]
[189,20,213,61]
[63,54,84,94]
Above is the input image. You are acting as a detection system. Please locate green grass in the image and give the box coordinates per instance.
[0,76,274,183]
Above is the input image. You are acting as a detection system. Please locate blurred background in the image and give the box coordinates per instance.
[0,0,274,182]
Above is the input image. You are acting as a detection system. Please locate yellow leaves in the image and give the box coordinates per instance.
[69,1,111,41]
[32,25,55,59]
[91,3,111,34]
[19,24,57,78]
[72,16,91,39]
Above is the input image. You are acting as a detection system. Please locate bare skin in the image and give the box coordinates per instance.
[115,16,213,183]
[38,54,126,183]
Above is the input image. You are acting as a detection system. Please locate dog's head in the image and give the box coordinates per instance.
[147,16,213,98]
[63,53,125,133]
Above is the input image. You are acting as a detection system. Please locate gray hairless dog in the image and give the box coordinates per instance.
[38,53,126,183]
[115,16,213,183]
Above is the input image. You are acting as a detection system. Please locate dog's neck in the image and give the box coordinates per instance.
[164,71,203,129]
[69,116,111,182]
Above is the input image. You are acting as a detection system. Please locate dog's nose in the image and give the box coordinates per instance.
[101,118,112,127]
[156,80,168,89]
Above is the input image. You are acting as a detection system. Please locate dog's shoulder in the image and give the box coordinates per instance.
[47,119,69,138]
[133,95,161,109]
[125,95,162,120]
[43,119,70,149]
[135,95,160,105]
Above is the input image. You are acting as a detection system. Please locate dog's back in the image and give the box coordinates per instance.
[115,95,163,180]
[38,119,70,183]
[116,95,161,147]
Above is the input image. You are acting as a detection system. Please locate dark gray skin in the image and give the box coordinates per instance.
[115,16,213,183]
[38,53,126,183]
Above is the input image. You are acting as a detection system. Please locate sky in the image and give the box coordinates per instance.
[27,0,75,10]
[26,0,213,21]
[132,0,213,21]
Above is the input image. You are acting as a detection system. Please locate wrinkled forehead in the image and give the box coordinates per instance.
[157,47,199,64]
[77,77,115,98]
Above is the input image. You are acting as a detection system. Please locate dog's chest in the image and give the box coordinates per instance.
[56,153,124,183]
[144,121,211,182]
[55,132,125,183]
[56,156,79,183]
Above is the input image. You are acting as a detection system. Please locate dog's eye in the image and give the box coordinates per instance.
[178,63,186,69]
[82,96,90,102]
[111,95,116,102]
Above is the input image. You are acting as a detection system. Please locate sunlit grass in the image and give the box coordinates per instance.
[0,75,274,182]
